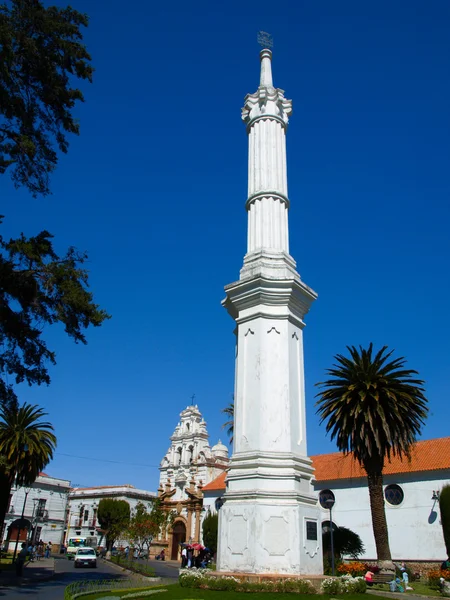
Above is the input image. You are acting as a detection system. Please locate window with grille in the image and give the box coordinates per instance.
[36,499,46,517]
[384,484,404,506]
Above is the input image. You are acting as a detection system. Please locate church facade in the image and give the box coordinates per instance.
[157,405,229,560]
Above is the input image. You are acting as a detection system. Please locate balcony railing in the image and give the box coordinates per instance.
[36,509,49,521]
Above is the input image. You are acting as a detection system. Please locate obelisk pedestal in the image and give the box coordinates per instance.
[216,48,323,575]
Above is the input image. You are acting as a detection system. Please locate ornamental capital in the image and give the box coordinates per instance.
[241,87,292,128]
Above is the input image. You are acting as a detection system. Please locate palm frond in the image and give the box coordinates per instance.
[316,344,428,472]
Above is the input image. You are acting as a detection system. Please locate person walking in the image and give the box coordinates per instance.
[45,542,51,559]
[15,543,28,577]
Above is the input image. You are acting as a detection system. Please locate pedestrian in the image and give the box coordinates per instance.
[45,542,51,558]
[124,546,129,559]
[28,543,35,562]
[160,549,165,561]
[15,542,28,576]
[133,547,139,560]
[187,547,193,568]
[181,545,187,568]
[40,541,45,560]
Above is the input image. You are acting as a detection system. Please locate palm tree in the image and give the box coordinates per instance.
[221,401,234,444]
[0,403,57,539]
[315,344,428,565]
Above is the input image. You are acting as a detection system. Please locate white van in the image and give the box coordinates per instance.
[67,537,87,559]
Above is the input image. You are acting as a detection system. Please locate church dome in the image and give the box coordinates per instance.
[211,440,229,458]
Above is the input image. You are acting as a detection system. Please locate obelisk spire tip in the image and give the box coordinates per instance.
[257,32,274,88]
[259,48,273,88]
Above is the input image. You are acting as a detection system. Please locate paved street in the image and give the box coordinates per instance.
[0,556,178,600]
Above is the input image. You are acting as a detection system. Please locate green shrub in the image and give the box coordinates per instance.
[109,556,155,577]
[321,577,343,594]
[202,512,218,554]
[178,569,316,594]
[342,575,367,593]
[321,575,366,594]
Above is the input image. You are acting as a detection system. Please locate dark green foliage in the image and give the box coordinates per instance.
[0,0,93,196]
[0,221,110,408]
[322,525,365,559]
[316,344,428,562]
[439,485,450,557]
[0,402,56,548]
[110,556,156,577]
[126,500,174,557]
[202,511,218,554]
[97,499,130,550]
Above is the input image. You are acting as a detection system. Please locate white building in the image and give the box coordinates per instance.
[158,405,229,559]
[205,437,450,567]
[313,437,450,565]
[2,472,71,552]
[217,44,322,575]
[67,484,156,547]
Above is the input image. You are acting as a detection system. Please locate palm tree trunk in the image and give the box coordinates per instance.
[367,471,392,562]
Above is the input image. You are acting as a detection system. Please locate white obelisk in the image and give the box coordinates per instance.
[216,45,323,575]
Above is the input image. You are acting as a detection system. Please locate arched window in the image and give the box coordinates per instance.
[175,447,182,467]
[384,484,404,506]
[318,489,336,510]
[186,423,190,432]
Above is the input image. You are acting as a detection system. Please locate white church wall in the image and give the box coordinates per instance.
[314,470,449,562]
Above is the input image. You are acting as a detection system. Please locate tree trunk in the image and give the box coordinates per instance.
[0,470,12,542]
[366,471,392,562]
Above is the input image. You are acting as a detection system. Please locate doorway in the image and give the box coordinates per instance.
[171,521,186,560]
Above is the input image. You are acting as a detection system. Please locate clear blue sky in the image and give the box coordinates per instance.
[2,0,449,492]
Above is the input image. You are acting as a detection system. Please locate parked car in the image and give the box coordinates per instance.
[74,547,97,568]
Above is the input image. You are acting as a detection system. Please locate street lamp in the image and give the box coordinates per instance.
[28,498,39,545]
[324,498,336,576]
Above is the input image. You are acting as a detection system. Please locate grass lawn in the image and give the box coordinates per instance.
[372,581,440,596]
[83,583,392,600]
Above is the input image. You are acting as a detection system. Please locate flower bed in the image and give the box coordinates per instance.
[427,569,450,590]
[179,568,366,594]
[337,562,366,577]
[179,568,316,593]
[321,576,366,594]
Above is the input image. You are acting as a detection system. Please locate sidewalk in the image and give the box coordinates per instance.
[0,557,55,587]
[368,589,438,600]
[161,560,181,569]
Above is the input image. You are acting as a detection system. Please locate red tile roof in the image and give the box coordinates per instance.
[202,471,227,491]
[313,437,450,481]
[201,437,450,491]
